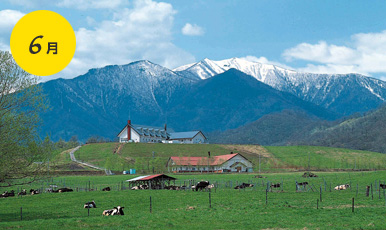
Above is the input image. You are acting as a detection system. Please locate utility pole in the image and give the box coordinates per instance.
[259,154,261,173]
[308,153,310,171]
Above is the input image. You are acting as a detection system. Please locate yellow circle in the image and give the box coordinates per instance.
[10,10,76,76]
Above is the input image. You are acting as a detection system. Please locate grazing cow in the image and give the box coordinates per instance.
[234,183,254,189]
[334,184,350,190]
[102,206,124,216]
[195,181,210,191]
[30,189,40,195]
[84,200,97,208]
[102,187,111,191]
[18,189,27,196]
[380,184,386,189]
[58,188,73,193]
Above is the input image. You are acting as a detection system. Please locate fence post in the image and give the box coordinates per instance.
[209,192,212,208]
[320,186,322,202]
[371,184,374,200]
[356,184,358,197]
[265,189,268,205]
[150,196,152,213]
[317,199,319,209]
[20,207,22,221]
[88,207,90,216]
[352,197,354,213]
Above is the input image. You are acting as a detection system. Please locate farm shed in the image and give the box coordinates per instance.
[126,174,176,189]
[167,153,253,173]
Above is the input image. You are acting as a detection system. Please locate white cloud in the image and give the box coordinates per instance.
[0,10,25,52]
[56,0,195,79]
[282,30,386,76]
[6,0,54,8]
[181,23,204,36]
[57,0,128,10]
[0,10,24,32]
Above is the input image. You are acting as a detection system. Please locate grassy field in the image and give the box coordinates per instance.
[1,171,386,229]
[72,143,386,173]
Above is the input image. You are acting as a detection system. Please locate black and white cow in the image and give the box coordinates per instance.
[195,181,210,191]
[270,183,281,189]
[102,187,111,191]
[102,206,124,216]
[84,200,97,208]
[30,189,40,195]
[18,189,27,196]
[58,188,73,193]
[234,183,254,189]
[380,184,386,189]
[1,190,15,198]
[334,184,350,190]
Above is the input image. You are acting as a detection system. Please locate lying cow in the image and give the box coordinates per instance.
[1,190,15,198]
[57,188,73,193]
[195,181,210,191]
[102,206,124,216]
[18,189,27,196]
[380,184,386,189]
[234,183,254,189]
[270,183,281,188]
[102,187,111,191]
[334,184,350,190]
[30,189,40,195]
[131,185,148,190]
[165,185,180,190]
[298,182,308,186]
[84,200,97,208]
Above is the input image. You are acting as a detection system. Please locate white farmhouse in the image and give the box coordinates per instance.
[168,131,207,144]
[117,120,207,144]
[117,120,169,143]
[167,153,253,173]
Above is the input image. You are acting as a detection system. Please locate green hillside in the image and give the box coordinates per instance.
[71,143,386,173]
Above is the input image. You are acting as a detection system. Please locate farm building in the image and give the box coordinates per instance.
[117,120,207,144]
[167,153,253,173]
[126,174,176,189]
[167,131,207,144]
[117,120,169,143]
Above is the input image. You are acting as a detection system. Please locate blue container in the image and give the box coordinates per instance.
[130,169,136,174]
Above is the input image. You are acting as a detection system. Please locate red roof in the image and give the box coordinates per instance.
[138,174,176,181]
[170,153,239,166]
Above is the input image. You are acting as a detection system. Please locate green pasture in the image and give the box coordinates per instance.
[1,171,386,229]
[72,143,386,173]
[266,146,386,171]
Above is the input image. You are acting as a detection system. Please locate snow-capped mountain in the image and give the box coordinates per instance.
[40,58,386,141]
[175,58,386,115]
[40,60,195,141]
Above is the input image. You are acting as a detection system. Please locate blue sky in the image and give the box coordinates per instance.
[1,0,386,81]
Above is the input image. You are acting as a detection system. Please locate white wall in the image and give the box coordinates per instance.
[118,127,140,142]
[221,155,253,172]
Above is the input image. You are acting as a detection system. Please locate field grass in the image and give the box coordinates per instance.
[71,143,386,173]
[266,146,386,171]
[1,171,386,229]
